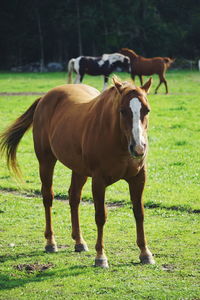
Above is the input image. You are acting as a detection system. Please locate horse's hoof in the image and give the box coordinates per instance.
[45,244,58,253]
[75,243,89,252]
[94,257,109,268]
[140,255,155,265]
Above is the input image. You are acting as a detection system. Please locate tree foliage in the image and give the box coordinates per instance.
[0,0,199,69]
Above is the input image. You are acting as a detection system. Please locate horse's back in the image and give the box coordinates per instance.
[134,57,166,75]
[35,84,99,112]
[33,84,99,147]
[50,84,99,102]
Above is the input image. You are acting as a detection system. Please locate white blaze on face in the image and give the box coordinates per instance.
[129,98,145,149]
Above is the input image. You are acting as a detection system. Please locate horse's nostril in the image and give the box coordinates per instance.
[135,145,145,156]
[129,144,134,153]
[129,143,146,157]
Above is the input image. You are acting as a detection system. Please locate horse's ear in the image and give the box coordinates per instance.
[113,76,123,94]
[141,77,153,94]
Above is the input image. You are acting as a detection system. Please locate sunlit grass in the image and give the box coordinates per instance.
[0,192,199,299]
[0,70,199,299]
[0,71,199,210]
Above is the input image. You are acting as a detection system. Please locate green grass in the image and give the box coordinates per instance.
[0,193,199,299]
[0,71,200,299]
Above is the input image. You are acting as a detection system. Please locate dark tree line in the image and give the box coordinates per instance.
[0,0,200,70]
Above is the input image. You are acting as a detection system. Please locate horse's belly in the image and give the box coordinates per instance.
[86,69,102,76]
[136,69,153,76]
[50,137,92,176]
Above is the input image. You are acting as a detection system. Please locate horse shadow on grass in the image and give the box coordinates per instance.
[0,249,86,290]
[0,260,90,291]
[0,250,143,291]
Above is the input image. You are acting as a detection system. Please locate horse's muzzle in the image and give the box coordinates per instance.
[129,143,146,158]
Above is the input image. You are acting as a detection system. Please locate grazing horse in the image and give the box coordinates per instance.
[67,53,130,90]
[120,48,174,94]
[0,77,155,268]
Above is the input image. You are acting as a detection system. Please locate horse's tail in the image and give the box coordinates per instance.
[163,57,175,68]
[67,58,75,83]
[0,97,41,177]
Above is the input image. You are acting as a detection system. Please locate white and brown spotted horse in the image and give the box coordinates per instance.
[0,77,155,268]
[67,53,130,90]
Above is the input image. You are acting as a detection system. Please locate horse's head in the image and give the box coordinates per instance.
[119,48,138,59]
[113,77,152,158]
[106,53,131,73]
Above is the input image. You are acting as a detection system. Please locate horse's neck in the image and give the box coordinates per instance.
[92,89,121,129]
[94,89,120,114]
[89,90,127,150]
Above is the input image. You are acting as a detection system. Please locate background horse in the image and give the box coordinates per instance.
[0,78,155,268]
[120,48,174,94]
[67,53,130,90]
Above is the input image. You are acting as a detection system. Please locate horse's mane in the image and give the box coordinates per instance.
[95,79,135,110]
[96,86,119,106]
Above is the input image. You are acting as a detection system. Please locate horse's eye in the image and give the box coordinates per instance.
[143,107,150,115]
[145,107,150,114]
[120,108,126,115]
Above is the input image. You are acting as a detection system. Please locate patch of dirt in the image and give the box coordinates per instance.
[57,244,70,249]
[14,262,54,273]
[0,92,45,96]
[162,264,176,272]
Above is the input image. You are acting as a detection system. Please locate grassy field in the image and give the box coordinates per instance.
[0,70,199,299]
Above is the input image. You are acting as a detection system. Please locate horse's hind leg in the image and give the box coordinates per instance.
[69,172,88,252]
[164,78,168,94]
[127,167,155,264]
[155,74,168,94]
[39,153,57,252]
[154,81,162,94]
[74,73,81,83]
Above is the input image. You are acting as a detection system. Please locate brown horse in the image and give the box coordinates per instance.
[120,48,174,94]
[0,78,155,268]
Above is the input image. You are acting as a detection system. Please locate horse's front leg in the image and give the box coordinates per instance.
[127,166,155,264]
[69,172,88,252]
[131,73,135,83]
[92,176,108,268]
[139,75,143,85]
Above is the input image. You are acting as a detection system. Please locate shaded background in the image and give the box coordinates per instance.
[1,0,200,70]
